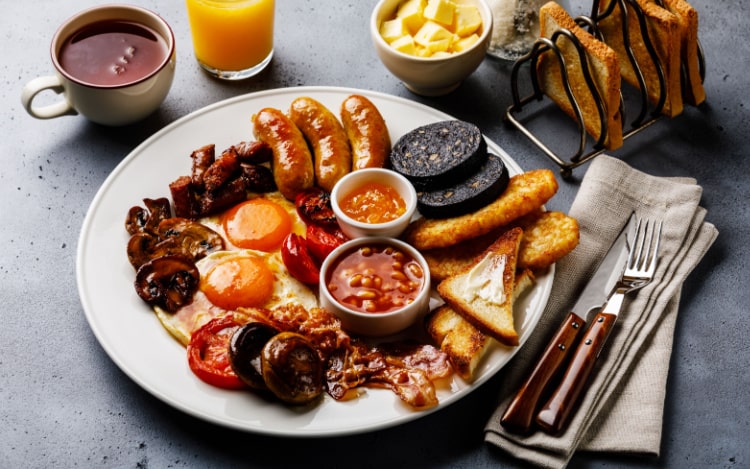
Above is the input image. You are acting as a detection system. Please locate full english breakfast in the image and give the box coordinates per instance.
[123,93,579,408]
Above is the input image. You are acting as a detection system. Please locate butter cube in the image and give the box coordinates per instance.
[453,3,482,36]
[380,18,408,43]
[451,33,479,52]
[390,35,418,55]
[423,0,455,27]
[431,50,453,58]
[413,20,453,46]
[424,38,452,54]
[396,0,427,34]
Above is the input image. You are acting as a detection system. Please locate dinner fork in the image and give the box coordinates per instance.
[535,217,663,434]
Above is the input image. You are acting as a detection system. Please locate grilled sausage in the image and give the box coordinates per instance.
[289,97,352,192]
[340,94,391,170]
[252,107,314,200]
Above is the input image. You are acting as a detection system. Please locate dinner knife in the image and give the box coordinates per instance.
[536,218,648,434]
[500,216,633,434]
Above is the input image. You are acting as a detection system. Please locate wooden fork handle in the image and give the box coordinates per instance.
[535,312,617,434]
[500,312,586,434]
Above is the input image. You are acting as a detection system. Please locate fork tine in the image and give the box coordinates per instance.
[645,220,662,274]
[627,217,643,270]
[638,220,654,270]
[627,217,662,274]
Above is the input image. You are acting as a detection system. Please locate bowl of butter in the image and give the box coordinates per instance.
[370,0,493,96]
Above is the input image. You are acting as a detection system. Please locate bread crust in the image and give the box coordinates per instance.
[437,227,523,346]
[661,0,705,105]
[427,268,535,380]
[598,0,684,117]
[538,1,623,150]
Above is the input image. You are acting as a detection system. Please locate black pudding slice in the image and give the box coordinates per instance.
[417,153,509,219]
[389,120,487,191]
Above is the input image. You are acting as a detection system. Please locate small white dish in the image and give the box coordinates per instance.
[331,168,417,239]
[370,0,493,96]
[319,236,431,337]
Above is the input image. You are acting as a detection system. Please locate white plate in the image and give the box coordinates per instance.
[77,86,553,437]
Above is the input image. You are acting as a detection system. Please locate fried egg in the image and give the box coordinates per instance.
[155,249,319,346]
[153,193,318,346]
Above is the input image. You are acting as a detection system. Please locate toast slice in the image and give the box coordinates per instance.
[427,269,535,380]
[437,227,523,347]
[660,0,705,106]
[537,2,623,150]
[597,0,683,117]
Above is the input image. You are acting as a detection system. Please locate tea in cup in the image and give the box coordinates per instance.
[185,0,275,80]
[21,4,176,126]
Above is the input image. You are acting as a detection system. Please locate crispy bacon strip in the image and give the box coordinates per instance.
[369,368,439,408]
[376,341,453,381]
[238,305,453,408]
[326,341,387,400]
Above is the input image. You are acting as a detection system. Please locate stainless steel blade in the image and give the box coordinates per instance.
[570,214,635,318]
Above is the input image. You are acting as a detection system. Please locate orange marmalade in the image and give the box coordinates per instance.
[339,181,406,224]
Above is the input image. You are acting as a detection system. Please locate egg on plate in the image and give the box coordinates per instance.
[152,192,319,345]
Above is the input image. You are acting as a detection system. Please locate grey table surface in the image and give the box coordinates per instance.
[3,0,747,467]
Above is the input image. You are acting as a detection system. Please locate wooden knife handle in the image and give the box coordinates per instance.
[535,311,617,434]
[500,312,586,434]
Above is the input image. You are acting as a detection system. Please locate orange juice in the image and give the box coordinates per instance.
[186,0,274,75]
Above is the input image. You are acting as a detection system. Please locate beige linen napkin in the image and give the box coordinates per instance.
[485,156,719,468]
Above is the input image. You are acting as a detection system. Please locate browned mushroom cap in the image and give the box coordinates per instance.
[261,332,324,405]
[125,197,172,235]
[157,218,225,260]
[229,322,281,390]
[127,232,160,269]
[134,255,199,313]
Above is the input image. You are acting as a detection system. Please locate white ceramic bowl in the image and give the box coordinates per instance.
[319,236,431,337]
[370,0,493,96]
[331,168,417,239]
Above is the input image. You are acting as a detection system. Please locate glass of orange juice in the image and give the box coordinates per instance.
[185,0,274,80]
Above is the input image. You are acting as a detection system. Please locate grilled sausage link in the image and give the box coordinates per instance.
[340,94,391,170]
[252,107,314,200]
[289,96,352,192]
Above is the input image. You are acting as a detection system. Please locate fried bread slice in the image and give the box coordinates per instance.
[422,211,579,281]
[403,169,558,251]
[437,227,523,346]
[598,0,683,117]
[660,0,705,106]
[427,269,535,380]
[538,1,624,150]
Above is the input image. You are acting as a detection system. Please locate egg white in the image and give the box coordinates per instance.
[154,249,319,346]
[152,192,318,346]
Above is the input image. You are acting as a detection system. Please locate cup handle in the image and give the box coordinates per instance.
[21,75,78,119]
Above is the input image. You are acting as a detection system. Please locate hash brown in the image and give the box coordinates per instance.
[403,169,559,251]
[421,210,579,281]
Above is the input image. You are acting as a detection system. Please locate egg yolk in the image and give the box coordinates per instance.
[201,256,274,310]
[223,199,292,251]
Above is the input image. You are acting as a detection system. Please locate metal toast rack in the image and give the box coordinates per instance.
[505,0,706,178]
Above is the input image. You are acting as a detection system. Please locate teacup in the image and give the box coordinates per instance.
[21,4,176,126]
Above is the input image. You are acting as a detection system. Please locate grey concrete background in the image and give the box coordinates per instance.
[2,0,746,467]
